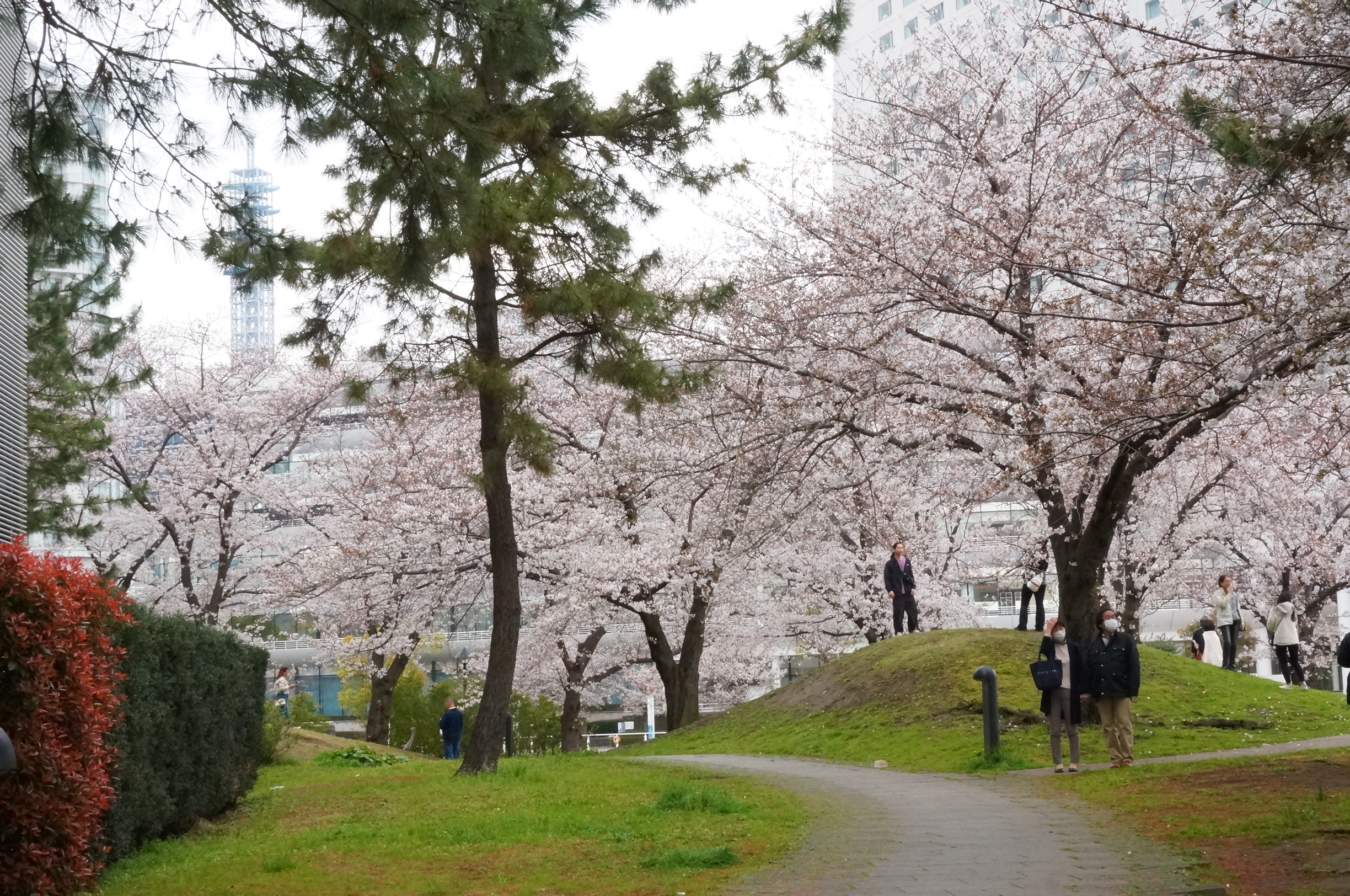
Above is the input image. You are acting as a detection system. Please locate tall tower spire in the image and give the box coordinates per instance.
[224,137,279,353]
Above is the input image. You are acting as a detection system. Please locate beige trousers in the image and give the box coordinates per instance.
[1096,696,1134,763]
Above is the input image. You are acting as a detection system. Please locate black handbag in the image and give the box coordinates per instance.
[1030,653,1063,691]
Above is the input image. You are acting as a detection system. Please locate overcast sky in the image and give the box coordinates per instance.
[118,2,836,347]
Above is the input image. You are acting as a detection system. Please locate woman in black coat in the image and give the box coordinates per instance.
[1039,618,1089,772]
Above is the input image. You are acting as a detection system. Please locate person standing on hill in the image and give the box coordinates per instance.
[1040,618,1088,773]
[1016,559,1049,632]
[1085,607,1140,768]
[1211,575,1241,671]
[273,666,292,718]
[1339,632,1350,705]
[884,541,919,635]
[439,698,465,760]
[1266,590,1308,690]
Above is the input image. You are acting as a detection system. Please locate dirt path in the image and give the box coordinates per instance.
[648,755,1196,896]
[1016,732,1350,776]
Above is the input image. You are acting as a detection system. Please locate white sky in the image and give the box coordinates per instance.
[118,2,837,346]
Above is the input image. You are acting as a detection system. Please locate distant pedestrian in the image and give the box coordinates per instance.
[1039,618,1088,773]
[1191,618,1222,667]
[1266,590,1307,690]
[1016,559,1049,632]
[884,541,919,635]
[439,699,465,760]
[1085,607,1140,768]
[273,666,292,717]
[1338,632,1350,705]
[1211,575,1241,670]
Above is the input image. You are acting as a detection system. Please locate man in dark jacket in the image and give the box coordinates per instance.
[439,698,465,760]
[1338,632,1350,706]
[1084,606,1140,767]
[883,541,919,635]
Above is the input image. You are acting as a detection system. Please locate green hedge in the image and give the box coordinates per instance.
[103,607,268,862]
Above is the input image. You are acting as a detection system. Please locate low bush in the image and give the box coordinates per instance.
[313,745,410,768]
[0,542,130,896]
[654,785,748,814]
[640,846,740,869]
[102,607,268,862]
[259,700,299,765]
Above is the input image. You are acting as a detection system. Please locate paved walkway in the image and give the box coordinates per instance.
[649,755,1194,896]
[1016,732,1350,776]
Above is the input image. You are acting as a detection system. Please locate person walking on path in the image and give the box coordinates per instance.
[1266,590,1308,690]
[1085,607,1140,768]
[273,666,292,717]
[1191,618,1223,667]
[1339,632,1350,705]
[1016,559,1049,632]
[884,541,919,635]
[1211,575,1242,670]
[439,698,465,760]
[1039,617,1088,773]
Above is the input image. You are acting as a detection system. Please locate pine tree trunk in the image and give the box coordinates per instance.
[459,247,522,775]
[365,653,411,745]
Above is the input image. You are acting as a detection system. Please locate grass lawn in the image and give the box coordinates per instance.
[1045,749,1350,896]
[633,630,1350,772]
[96,748,806,896]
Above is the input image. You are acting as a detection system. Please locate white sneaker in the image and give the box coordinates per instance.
[1280,684,1292,689]
[1301,683,1310,690]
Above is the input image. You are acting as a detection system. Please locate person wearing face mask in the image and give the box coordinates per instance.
[1265,589,1307,690]
[1039,618,1088,773]
[1084,606,1141,768]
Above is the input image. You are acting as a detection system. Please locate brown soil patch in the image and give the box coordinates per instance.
[1184,755,1350,793]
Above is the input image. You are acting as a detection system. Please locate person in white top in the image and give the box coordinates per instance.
[273,666,293,717]
[1191,617,1223,667]
[1210,575,1240,671]
[1266,590,1307,689]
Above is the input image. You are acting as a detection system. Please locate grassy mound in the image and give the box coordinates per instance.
[638,629,1350,772]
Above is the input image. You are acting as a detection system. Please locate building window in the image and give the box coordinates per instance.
[929,3,944,21]
[957,0,971,8]
[880,30,895,50]
[905,16,919,36]
[1145,0,1161,17]
[879,0,893,18]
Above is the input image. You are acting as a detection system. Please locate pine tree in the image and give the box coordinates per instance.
[234,0,847,773]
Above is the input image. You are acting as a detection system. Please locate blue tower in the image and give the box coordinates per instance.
[224,140,278,353]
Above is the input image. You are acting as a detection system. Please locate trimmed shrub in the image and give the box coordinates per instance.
[0,541,131,896]
[102,607,268,862]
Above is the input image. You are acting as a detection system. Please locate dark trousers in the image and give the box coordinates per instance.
[1217,623,1239,669]
[442,736,461,760]
[1275,644,1305,685]
[1016,586,1045,632]
[893,594,918,634]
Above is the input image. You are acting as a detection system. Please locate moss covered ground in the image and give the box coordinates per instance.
[95,752,805,896]
[635,629,1350,771]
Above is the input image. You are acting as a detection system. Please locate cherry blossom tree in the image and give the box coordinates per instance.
[82,330,344,624]
[714,6,1350,640]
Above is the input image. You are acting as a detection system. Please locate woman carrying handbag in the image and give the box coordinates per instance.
[1035,618,1089,773]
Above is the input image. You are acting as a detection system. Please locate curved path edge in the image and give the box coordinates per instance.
[1015,732,1350,776]
[642,754,1196,896]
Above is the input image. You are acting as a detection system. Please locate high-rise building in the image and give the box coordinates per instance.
[224,142,279,353]
[0,11,27,541]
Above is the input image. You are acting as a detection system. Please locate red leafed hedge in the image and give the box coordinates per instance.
[0,540,131,896]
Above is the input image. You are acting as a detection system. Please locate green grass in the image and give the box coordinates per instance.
[97,753,805,896]
[1045,749,1350,895]
[635,629,1350,772]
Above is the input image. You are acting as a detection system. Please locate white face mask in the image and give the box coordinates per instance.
[1103,617,1120,633]
[1052,630,1067,643]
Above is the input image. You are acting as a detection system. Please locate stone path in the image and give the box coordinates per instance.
[649,755,1195,896]
[1016,732,1350,776]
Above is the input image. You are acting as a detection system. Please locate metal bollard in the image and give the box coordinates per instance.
[972,666,999,758]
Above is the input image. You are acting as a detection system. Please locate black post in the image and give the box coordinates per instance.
[972,666,999,758]
[504,711,515,757]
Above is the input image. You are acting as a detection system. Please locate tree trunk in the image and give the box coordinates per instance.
[559,626,607,753]
[560,688,585,753]
[365,652,412,745]
[459,247,522,775]
[635,583,710,731]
